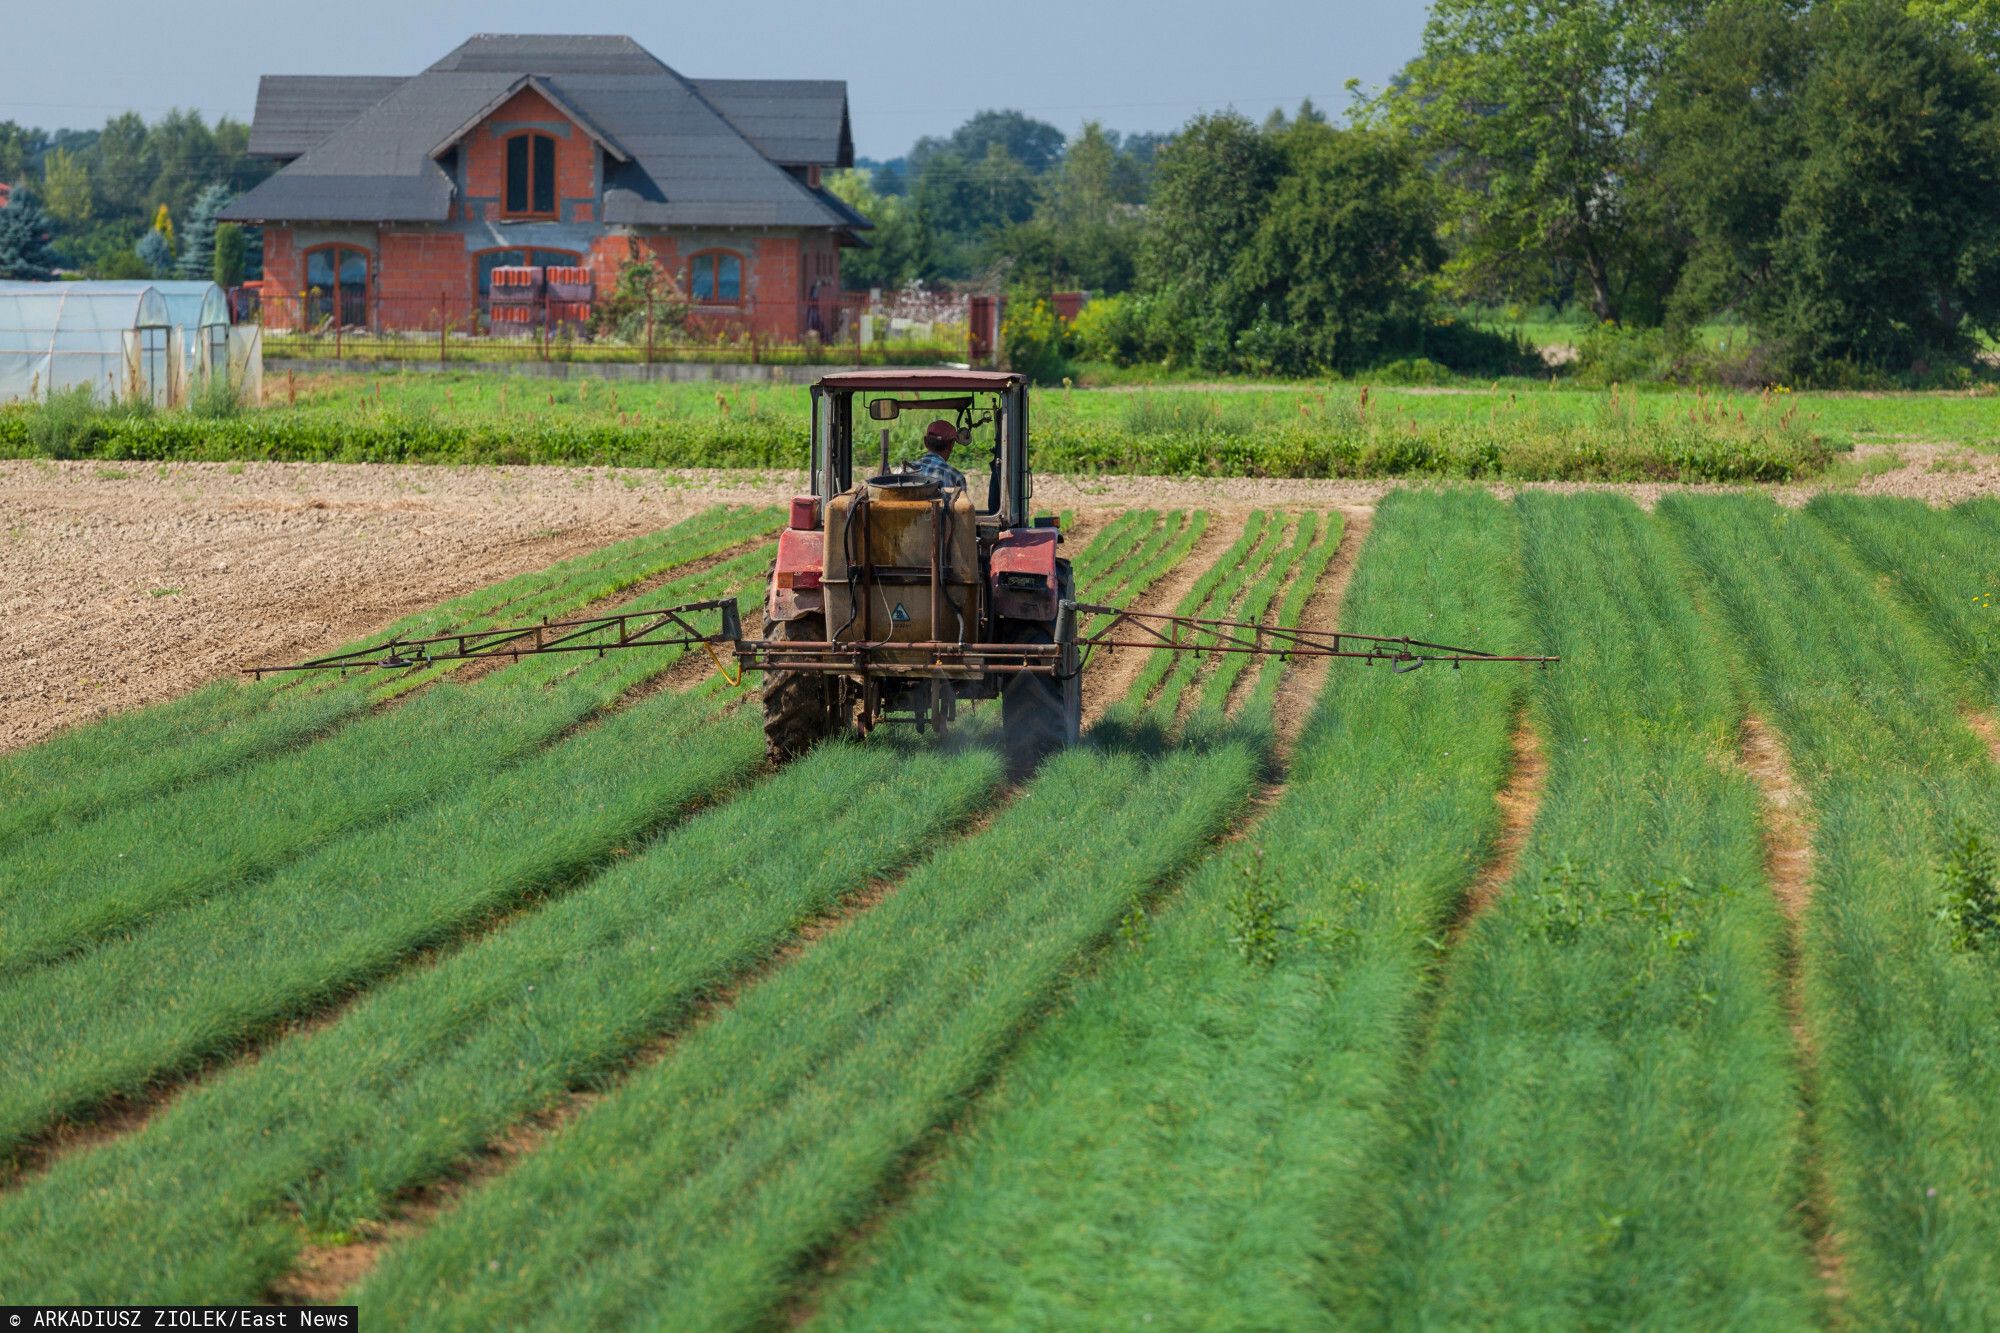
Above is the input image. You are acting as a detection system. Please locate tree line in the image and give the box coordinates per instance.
[840,0,2000,384]
[0,110,274,283]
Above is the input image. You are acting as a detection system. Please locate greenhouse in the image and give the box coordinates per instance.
[0,281,260,407]
[0,282,174,406]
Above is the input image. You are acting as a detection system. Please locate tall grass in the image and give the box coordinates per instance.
[1665,494,2000,1328]
[1327,494,1815,1327]
[807,491,1529,1329]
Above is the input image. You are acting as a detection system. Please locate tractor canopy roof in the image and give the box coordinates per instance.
[813,369,1023,392]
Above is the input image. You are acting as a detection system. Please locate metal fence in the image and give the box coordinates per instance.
[245,290,978,367]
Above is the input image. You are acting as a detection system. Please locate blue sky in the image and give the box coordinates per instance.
[0,0,1430,158]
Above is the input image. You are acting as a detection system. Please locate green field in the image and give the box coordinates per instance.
[1,492,1997,1327]
[16,368,1998,480]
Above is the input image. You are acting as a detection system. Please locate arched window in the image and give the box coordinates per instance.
[303,244,369,327]
[689,250,743,305]
[504,131,558,218]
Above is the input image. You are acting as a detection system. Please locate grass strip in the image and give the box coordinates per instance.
[1149,512,1297,719]
[1068,510,1153,589]
[0,545,773,975]
[1189,510,1323,719]
[1328,493,1816,1326]
[807,491,1526,1330]
[1664,493,2000,1328]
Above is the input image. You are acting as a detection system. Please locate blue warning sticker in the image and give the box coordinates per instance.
[891,602,911,623]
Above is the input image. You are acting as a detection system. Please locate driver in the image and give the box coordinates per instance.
[910,419,967,490]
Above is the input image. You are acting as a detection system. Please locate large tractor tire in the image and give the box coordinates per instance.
[762,613,843,763]
[1000,562,1081,777]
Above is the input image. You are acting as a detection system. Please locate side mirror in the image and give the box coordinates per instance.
[956,426,972,445]
[867,398,900,422]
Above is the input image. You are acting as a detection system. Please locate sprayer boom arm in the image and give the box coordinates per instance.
[1072,603,1557,673]
[243,593,1555,680]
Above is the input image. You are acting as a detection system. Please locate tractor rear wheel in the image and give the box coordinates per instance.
[762,613,843,763]
[999,563,1080,776]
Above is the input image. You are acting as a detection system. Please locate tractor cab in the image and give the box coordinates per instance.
[809,369,1034,530]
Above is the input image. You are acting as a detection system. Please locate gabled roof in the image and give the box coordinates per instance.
[223,34,862,231]
[694,79,853,168]
[246,76,410,158]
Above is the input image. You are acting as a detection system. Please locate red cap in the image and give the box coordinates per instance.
[925,419,958,447]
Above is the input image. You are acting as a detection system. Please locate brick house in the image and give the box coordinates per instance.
[222,34,866,341]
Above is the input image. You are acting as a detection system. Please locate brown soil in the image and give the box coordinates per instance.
[1079,512,1244,729]
[1737,714,1846,1304]
[1741,715,1815,925]
[1964,707,2000,766]
[1456,718,1548,924]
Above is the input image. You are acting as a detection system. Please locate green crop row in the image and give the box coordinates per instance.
[1664,495,2000,1328]
[1329,494,1815,1325]
[328,509,1276,1323]
[1108,510,1279,723]
[0,678,753,1157]
[356,743,1263,1328]
[1234,508,1346,725]
[0,741,1005,1303]
[807,490,1527,1328]
[0,506,777,852]
[0,511,1165,1301]
[0,542,774,976]
[1185,511,1334,726]
[1807,495,2000,697]
[0,396,1837,481]
[1068,510,1153,589]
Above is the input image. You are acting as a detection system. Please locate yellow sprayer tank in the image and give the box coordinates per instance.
[822,475,981,650]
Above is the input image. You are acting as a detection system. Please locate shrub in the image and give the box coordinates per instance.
[1938,819,2000,952]
[24,385,102,459]
[1003,298,1074,384]
[1067,292,1148,365]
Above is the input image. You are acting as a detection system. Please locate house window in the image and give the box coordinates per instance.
[690,250,742,305]
[504,131,558,218]
[303,244,368,327]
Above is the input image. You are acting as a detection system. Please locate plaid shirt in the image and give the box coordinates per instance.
[910,448,967,490]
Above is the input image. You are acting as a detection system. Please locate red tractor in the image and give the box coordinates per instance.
[745,370,1078,770]
[250,370,1554,766]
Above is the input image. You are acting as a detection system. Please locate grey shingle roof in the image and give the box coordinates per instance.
[693,79,853,167]
[246,76,409,159]
[222,36,859,231]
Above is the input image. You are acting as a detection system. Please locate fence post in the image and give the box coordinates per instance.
[539,296,547,363]
[645,296,654,364]
[335,309,342,362]
[439,291,447,369]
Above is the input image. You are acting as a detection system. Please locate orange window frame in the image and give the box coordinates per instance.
[501,131,559,220]
[688,249,744,306]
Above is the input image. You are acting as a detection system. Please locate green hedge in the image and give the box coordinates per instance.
[0,405,1836,482]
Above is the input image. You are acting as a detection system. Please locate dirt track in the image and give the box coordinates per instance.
[4,451,1995,751]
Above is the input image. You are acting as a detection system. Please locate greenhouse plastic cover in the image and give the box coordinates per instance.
[0,282,174,403]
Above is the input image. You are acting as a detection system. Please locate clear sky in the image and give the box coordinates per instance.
[0,0,1430,159]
